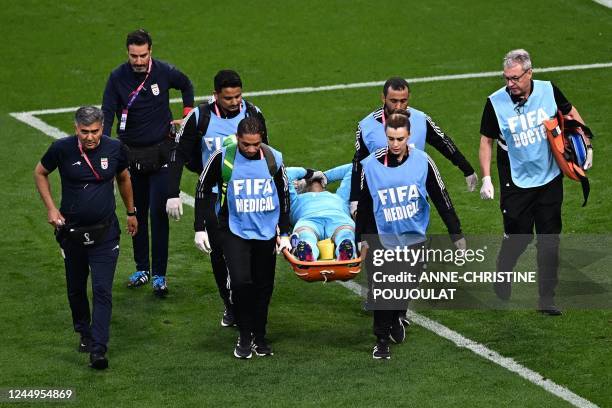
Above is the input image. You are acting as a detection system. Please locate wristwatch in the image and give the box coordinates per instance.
[127,207,137,216]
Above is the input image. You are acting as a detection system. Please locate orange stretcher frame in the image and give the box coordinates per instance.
[281,248,363,282]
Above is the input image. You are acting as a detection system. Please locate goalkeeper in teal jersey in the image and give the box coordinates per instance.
[286,163,356,261]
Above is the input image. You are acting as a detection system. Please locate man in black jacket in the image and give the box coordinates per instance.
[350,77,477,217]
[166,70,267,326]
[356,111,464,359]
[193,117,290,359]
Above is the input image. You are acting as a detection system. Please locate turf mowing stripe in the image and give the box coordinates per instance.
[336,281,599,408]
[10,62,612,117]
[10,63,606,408]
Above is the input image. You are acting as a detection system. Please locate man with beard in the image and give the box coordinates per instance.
[102,29,194,297]
[350,77,476,217]
[166,70,267,326]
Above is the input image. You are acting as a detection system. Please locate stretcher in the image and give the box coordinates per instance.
[281,248,363,283]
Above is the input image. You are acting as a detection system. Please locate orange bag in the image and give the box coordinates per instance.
[543,111,592,206]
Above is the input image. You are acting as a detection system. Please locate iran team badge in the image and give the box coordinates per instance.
[101,158,108,170]
[151,83,160,96]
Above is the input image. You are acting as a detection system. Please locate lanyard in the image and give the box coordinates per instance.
[78,141,102,181]
[120,59,152,131]
[382,109,387,166]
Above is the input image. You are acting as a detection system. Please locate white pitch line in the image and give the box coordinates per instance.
[336,280,598,408]
[10,62,612,117]
[9,112,69,140]
[11,63,606,408]
[592,0,612,8]
[169,190,599,408]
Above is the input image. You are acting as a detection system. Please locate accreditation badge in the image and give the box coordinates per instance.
[119,109,128,131]
[151,83,160,96]
[101,158,108,170]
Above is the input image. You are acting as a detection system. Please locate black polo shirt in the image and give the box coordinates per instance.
[40,136,128,225]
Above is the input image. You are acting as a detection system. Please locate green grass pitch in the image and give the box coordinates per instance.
[1,1,611,407]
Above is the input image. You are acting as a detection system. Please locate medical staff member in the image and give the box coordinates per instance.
[350,77,477,216]
[34,106,137,369]
[356,111,464,359]
[167,70,267,327]
[102,29,194,296]
[479,49,592,315]
[193,116,290,359]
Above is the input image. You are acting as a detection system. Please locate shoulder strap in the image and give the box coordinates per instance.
[222,143,237,184]
[244,101,258,117]
[260,144,278,177]
[220,143,237,207]
[196,102,212,137]
[183,103,211,175]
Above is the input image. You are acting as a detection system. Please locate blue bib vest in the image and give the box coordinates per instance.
[362,148,430,247]
[224,146,282,240]
[359,107,427,154]
[198,101,247,193]
[489,80,560,188]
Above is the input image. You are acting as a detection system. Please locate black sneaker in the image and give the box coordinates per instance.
[233,335,253,359]
[78,336,92,353]
[221,308,236,327]
[89,352,108,370]
[372,339,391,360]
[389,317,406,344]
[493,281,511,300]
[538,300,562,316]
[252,338,274,357]
[538,307,562,316]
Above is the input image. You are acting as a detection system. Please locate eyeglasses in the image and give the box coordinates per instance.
[502,69,530,84]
